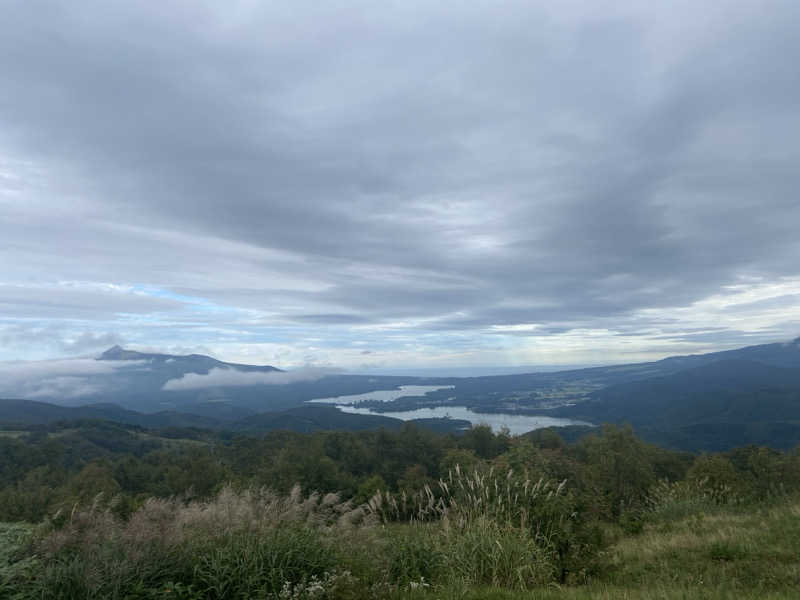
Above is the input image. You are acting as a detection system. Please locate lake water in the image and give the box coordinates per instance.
[308,385,591,435]
[308,385,455,405]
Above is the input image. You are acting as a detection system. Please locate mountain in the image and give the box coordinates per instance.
[0,398,219,429]
[63,346,290,414]
[41,338,800,415]
[99,345,283,372]
[5,339,800,447]
[558,359,800,425]
[556,358,800,450]
[39,346,424,414]
[425,337,800,411]
[651,336,800,370]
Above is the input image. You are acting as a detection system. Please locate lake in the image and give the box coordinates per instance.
[308,385,591,435]
[308,385,455,405]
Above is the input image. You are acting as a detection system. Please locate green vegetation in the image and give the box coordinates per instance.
[2,421,800,598]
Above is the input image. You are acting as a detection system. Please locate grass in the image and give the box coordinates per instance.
[1,469,572,598]
[392,496,800,599]
[601,499,800,592]
[4,473,800,598]
[0,522,38,598]
[12,486,377,600]
[387,587,800,599]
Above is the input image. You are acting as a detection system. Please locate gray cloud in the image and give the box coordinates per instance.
[291,314,372,325]
[0,325,124,358]
[1,1,799,364]
[65,332,125,353]
[162,366,337,391]
[0,283,183,320]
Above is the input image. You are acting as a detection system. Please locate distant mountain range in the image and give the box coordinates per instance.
[70,345,421,414]
[0,398,221,429]
[555,352,800,451]
[2,338,800,449]
[558,358,800,426]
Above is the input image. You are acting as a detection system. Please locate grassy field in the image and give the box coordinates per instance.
[0,522,36,598]
[2,490,800,599]
[395,497,800,599]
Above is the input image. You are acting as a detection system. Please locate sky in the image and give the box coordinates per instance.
[2,0,800,373]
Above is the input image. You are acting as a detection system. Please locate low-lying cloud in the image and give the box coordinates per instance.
[0,358,144,399]
[162,367,337,391]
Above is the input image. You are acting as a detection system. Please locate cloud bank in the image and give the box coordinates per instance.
[162,367,337,391]
[0,358,142,399]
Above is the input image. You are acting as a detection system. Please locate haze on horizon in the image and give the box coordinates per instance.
[2,1,800,372]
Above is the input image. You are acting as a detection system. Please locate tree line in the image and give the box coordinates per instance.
[2,419,799,525]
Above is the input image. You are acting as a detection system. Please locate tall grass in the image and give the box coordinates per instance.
[369,465,584,588]
[27,486,368,599]
[8,478,800,598]
[0,523,37,598]
[383,494,800,600]
[368,465,566,526]
[10,469,591,597]
[646,476,741,523]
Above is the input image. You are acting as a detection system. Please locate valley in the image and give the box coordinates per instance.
[3,337,800,450]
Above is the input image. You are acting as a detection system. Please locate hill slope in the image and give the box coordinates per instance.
[0,398,470,435]
[557,359,800,450]
[0,398,220,429]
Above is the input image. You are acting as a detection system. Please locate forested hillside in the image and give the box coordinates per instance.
[558,359,800,451]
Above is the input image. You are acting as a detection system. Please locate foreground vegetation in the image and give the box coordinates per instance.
[2,421,800,598]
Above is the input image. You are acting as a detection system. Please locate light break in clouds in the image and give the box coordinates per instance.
[1,1,800,370]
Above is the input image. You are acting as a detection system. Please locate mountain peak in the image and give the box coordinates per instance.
[99,345,146,360]
[96,347,283,372]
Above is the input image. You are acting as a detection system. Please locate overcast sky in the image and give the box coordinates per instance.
[2,1,799,372]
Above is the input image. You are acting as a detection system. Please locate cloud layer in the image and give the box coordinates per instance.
[1,1,799,368]
[0,358,141,399]
[162,367,336,391]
